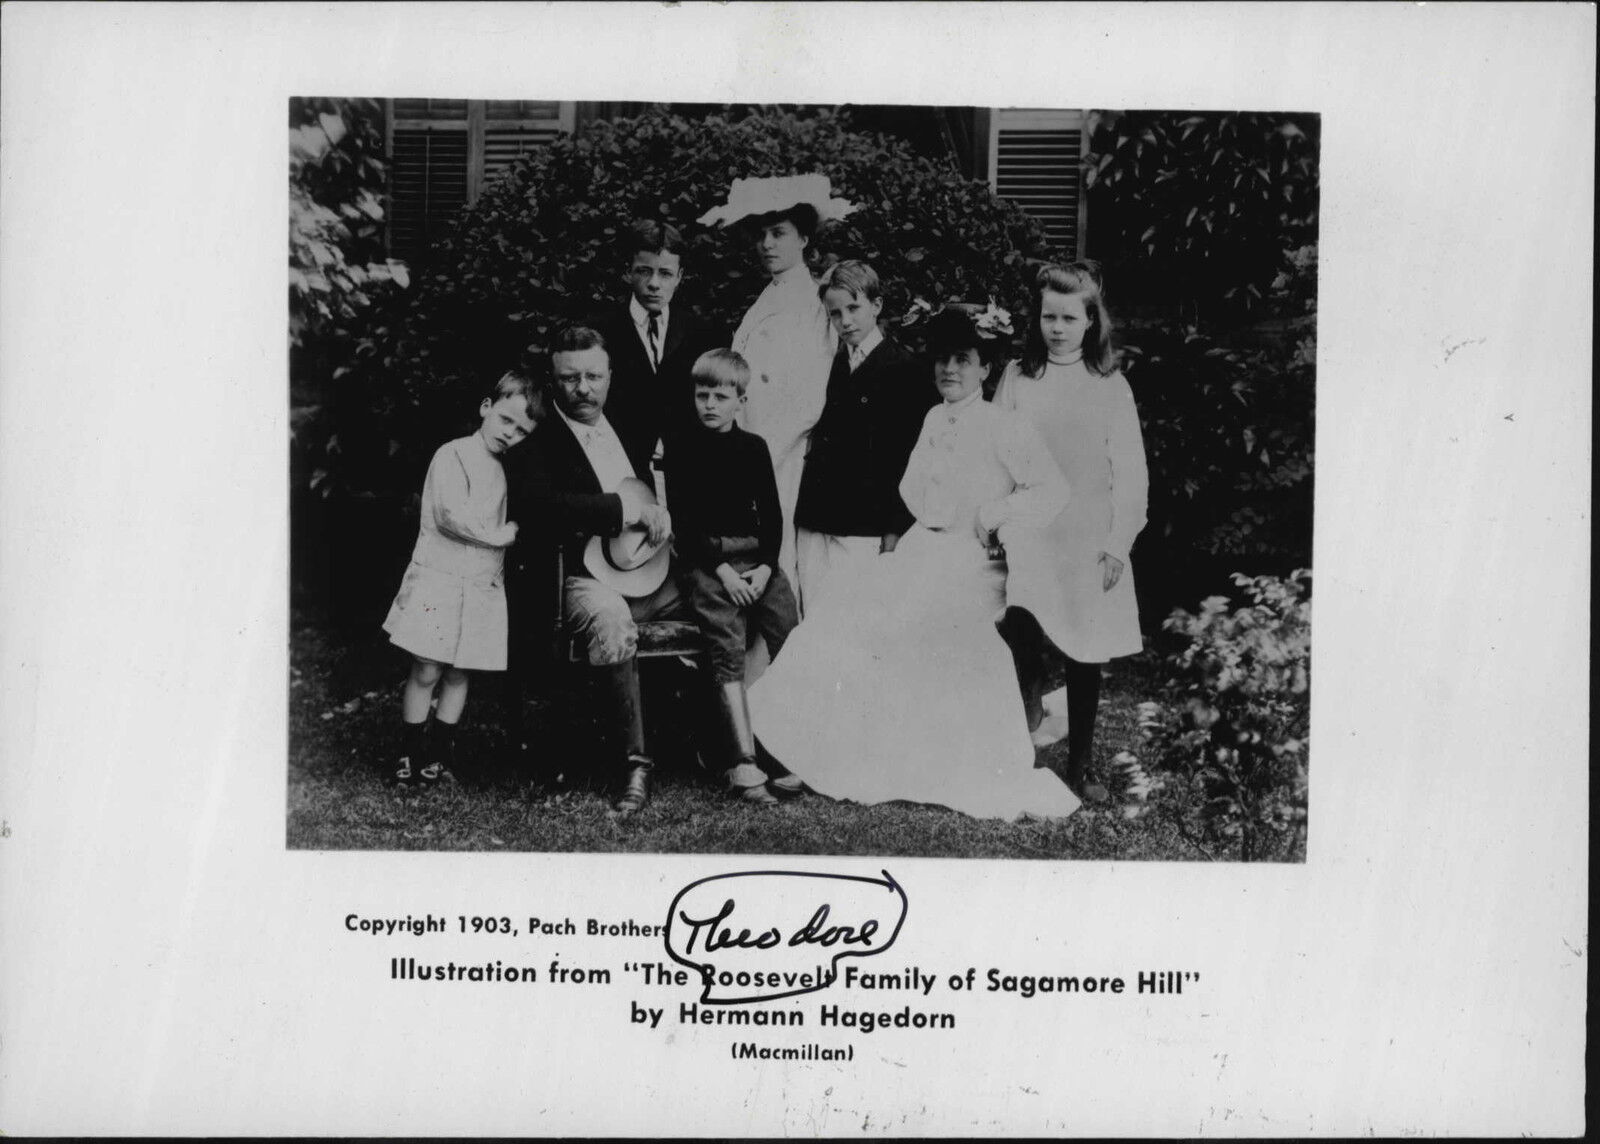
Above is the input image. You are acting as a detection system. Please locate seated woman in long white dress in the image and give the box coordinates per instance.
[747,306,1082,820]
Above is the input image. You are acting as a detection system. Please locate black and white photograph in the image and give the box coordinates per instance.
[2,3,1589,1137]
[289,99,1317,861]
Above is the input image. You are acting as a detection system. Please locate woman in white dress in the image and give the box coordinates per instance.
[747,306,1081,821]
[698,175,853,592]
[993,263,1150,801]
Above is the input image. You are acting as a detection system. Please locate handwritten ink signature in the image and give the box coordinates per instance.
[663,870,908,1005]
[678,899,881,954]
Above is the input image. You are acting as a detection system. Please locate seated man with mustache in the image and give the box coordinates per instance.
[506,325,680,817]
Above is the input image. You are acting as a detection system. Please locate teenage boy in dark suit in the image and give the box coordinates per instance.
[592,219,722,467]
[793,260,936,612]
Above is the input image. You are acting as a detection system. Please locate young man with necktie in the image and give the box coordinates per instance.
[591,219,723,468]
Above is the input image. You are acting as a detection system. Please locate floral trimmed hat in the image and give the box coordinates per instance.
[916,299,1014,339]
[697,173,856,229]
[922,300,1016,359]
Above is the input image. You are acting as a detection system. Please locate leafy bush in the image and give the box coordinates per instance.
[309,106,1060,500]
[1080,110,1317,608]
[289,97,419,618]
[1115,243,1314,624]
[1085,110,1319,325]
[1128,571,1311,861]
[1123,281,1315,568]
[288,97,407,350]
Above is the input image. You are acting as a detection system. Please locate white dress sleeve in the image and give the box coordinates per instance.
[1102,373,1149,562]
[896,411,938,526]
[981,412,1070,533]
[430,444,516,549]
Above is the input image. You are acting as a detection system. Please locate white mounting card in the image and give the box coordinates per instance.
[0,2,1591,1137]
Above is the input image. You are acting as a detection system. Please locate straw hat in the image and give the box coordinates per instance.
[697,173,856,229]
[582,477,672,598]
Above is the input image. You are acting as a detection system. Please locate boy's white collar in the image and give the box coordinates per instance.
[849,325,884,361]
[629,296,669,329]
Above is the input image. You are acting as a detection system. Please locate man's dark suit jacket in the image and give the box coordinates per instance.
[794,334,935,540]
[503,411,656,672]
[591,306,723,463]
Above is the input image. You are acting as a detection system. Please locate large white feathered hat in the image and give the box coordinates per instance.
[697,173,856,229]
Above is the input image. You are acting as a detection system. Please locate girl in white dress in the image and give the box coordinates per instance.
[699,175,853,594]
[993,263,1150,801]
[381,372,542,785]
[747,307,1081,821]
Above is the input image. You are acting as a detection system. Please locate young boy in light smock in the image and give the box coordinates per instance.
[382,371,544,785]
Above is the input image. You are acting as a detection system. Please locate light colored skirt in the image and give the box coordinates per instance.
[795,529,882,616]
[383,560,508,671]
[749,526,1080,821]
[1003,529,1142,663]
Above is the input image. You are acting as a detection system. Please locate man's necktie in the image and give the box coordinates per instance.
[646,315,661,371]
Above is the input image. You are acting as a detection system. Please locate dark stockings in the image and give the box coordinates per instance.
[396,719,429,782]
[998,607,1105,796]
[1060,654,1102,786]
[997,606,1046,731]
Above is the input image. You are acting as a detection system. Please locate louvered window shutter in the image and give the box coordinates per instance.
[483,100,570,184]
[387,99,470,262]
[386,99,572,261]
[988,109,1088,259]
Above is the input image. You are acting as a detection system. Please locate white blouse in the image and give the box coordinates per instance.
[898,392,1070,544]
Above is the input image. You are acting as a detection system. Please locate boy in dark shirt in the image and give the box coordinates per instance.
[668,349,800,805]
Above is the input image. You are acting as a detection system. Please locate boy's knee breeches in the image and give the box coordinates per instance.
[683,567,798,683]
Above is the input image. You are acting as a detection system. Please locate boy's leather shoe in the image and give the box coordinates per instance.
[725,762,779,806]
[765,773,806,799]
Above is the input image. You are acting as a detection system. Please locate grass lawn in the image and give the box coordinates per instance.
[288,609,1215,861]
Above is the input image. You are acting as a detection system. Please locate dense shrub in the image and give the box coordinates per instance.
[1085,110,1318,607]
[1122,247,1316,598]
[1085,110,1319,326]
[308,106,1061,502]
[1125,571,1311,862]
[288,97,406,353]
[289,97,419,619]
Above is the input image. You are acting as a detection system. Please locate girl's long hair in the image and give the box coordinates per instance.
[1019,261,1119,379]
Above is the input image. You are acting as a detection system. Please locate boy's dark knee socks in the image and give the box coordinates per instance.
[402,719,429,762]
[432,719,459,769]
